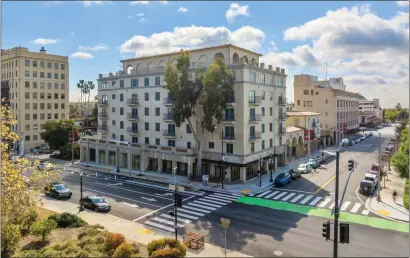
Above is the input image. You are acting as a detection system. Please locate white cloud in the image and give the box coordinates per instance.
[139,18,147,23]
[129,1,149,5]
[396,1,409,7]
[120,25,265,57]
[160,1,168,4]
[70,52,94,59]
[31,38,58,45]
[79,44,108,51]
[83,1,112,7]
[136,12,144,16]
[178,7,188,13]
[225,3,249,24]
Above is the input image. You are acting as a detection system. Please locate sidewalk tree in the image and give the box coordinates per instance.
[164,51,234,177]
[40,120,79,152]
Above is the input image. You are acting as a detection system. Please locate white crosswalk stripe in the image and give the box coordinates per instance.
[362,210,369,215]
[318,198,332,208]
[350,203,361,213]
[340,201,351,211]
[309,197,323,206]
[300,195,313,205]
[230,193,243,197]
[211,193,238,200]
[256,190,272,198]
[193,200,222,208]
[201,198,229,205]
[273,192,288,200]
[186,203,215,211]
[248,193,255,197]
[176,212,199,220]
[177,207,206,216]
[203,196,232,204]
[291,194,304,203]
[265,191,279,199]
[145,221,174,232]
[329,202,335,209]
[160,214,191,223]
[152,217,185,227]
[281,192,296,201]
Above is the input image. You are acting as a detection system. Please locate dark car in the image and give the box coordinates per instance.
[274,172,292,186]
[359,180,375,195]
[80,196,111,212]
[288,169,301,180]
[45,182,72,199]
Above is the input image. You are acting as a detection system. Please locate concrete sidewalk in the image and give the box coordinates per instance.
[41,198,251,257]
[367,170,409,223]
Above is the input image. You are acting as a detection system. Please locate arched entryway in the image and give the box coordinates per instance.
[213,53,225,63]
[291,138,297,158]
[286,139,291,161]
[232,53,239,64]
[297,136,303,157]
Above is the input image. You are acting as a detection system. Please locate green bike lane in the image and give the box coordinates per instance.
[237,196,409,233]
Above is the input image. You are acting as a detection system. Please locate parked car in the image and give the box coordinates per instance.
[80,196,111,212]
[38,161,56,170]
[274,172,292,186]
[359,179,376,195]
[364,173,379,188]
[348,140,356,146]
[355,138,361,143]
[341,138,350,146]
[368,132,373,136]
[45,182,72,199]
[314,156,325,164]
[308,159,319,168]
[297,164,313,174]
[360,136,366,141]
[288,169,301,180]
[371,163,383,173]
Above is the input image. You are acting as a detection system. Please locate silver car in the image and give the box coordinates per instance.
[297,164,313,174]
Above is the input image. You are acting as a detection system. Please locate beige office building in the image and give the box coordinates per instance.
[1,47,69,151]
[79,44,288,183]
[293,74,365,146]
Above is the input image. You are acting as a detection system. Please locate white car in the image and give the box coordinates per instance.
[38,162,56,170]
[360,136,366,140]
[297,164,313,174]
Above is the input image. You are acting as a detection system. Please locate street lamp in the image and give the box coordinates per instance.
[79,172,84,211]
[269,153,274,182]
[116,147,120,173]
[221,156,226,189]
[172,166,178,240]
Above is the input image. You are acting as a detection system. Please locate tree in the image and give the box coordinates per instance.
[29,219,57,242]
[77,80,86,117]
[1,224,21,257]
[40,120,79,152]
[164,52,234,177]
[392,128,409,179]
[147,238,186,258]
[385,109,400,122]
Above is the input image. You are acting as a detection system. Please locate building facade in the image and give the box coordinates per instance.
[286,111,322,154]
[1,47,69,151]
[293,74,364,146]
[79,44,287,183]
[359,98,383,125]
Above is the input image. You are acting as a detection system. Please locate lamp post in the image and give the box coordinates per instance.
[172,166,178,241]
[220,128,225,189]
[269,153,274,182]
[116,147,120,173]
[79,172,84,211]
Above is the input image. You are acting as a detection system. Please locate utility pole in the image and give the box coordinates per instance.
[333,150,340,258]
[377,132,382,201]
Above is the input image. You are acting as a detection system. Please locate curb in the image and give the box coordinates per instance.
[367,198,409,224]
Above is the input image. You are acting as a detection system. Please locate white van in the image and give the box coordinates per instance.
[364,173,378,187]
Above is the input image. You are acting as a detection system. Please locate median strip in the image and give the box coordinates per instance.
[236,196,409,233]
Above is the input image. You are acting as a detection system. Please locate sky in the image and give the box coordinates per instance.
[2,1,409,108]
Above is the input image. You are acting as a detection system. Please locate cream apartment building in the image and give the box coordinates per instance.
[79,44,287,183]
[1,47,69,151]
[293,74,365,146]
[286,111,322,154]
[359,98,383,125]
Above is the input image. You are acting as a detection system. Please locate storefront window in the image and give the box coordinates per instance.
[132,155,140,170]
[99,150,106,165]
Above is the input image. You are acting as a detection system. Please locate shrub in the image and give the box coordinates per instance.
[20,209,39,236]
[147,238,186,258]
[104,233,125,254]
[1,224,21,257]
[48,212,87,228]
[404,179,409,210]
[18,249,45,258]
[29,219,57,242]
[112,242,135,258]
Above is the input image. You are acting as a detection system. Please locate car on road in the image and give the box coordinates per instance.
[364,173,379,187]
[80,196,111,212]
[359,179,376,195]
[348,140,356,146]
[38,161,56,170]
[308,159,319,168]
[371,163,383,173]
[314,156,325,164]
[355,138,361,143]
[368,132,373,136]
[274,172,292,186]
[45,182,72,199]
[360,136,366,141]
[288,169,301,180]
[341,138,350,146]
[297,164,313,174]
[368,170,378,176]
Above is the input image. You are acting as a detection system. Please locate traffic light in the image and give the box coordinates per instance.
[224,166,228,176]
[168,211,175,217]
[322,221,330,240]
[348,159,354,171]
[340,223,350,244]
[175,192,183,208]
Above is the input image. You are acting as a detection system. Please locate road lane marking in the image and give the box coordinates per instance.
[290,194,304,203]
[265,191,279,199]
[211,193,238,200]
[192,200,222,208]
[187,203,216,211]
[144,221,174,232]
[177,208,205,216]
[350,203,361,213]
[176,212,198,220]
[318,198,332,208]
[256,190,272,198]
[160,214,191,223]
[340,201,351,211]
[82,187,163,208]
[362,210,369,215]
[94,182,174,201]
[183,205,212,213]
[309,197,323,206]
[271,188,315,194]
[300,195,313,205]
[201,197,230,205]
[202,196,232,204]
[281,192,296,201]
[141,197,157,202]
[329,202,335,209]
[273,192,288,200]
[314,175,336,194]
[152,217,185,227]
[122,202,139,208]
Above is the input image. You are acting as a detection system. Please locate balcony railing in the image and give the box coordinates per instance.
[221,135,236,141]
[163,113,174,121]
[226,96,236,106]
[98,112,108,119]
[223,115,235,122]
[127,113,139,120]
[249,96,262,105]
[249,131,262,141]
[278,113,287,121]
[278,127,286,135]
[98,125,108,131]
[163,130,176,137]
[98,99,108,106]
[163,97,174,106]
[278,98,286,106]
[127,98,139,105]
[249,114,261,122]
[127,127,139,135]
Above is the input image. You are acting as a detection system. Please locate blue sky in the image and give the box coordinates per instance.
[3,1,409,108]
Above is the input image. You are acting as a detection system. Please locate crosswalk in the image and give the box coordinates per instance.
[249,189,369,215]
[144,192,242,233]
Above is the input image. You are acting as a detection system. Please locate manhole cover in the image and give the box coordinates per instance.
[274,250,283,256]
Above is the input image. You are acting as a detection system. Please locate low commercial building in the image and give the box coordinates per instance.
[286,111,322,153]
[284,126,304,162]
[359,98,383,126]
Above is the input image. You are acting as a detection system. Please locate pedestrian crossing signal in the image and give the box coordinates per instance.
[175,193,183,208]
[322,221,330,240]
[348,160,354,171]
[340,223,350,244]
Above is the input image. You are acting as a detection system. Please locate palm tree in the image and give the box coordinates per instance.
[86,81,95,128]
[77,80,86,118]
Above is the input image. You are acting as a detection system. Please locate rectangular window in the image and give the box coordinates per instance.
[209,142,214,149]
[131,79,138,87]
[40,72,45,78]
[112,134,116,139]
[25,92,29,99]
[32,71,37,78]
[112,81,116,87]
[187,142,192,149]
[144,77,149,87]
[270,138,273,148]
[54,83,58,89]
[40,114,45,120]
[54,93,58,99]
[61,64,65,70]
[25,59,30,66]
[249,71,256,82]
[54,73,58,79]
[33,60,37,67]
[33,113,38,120]
[261,74,266,84]
[270,107,273,116]
[145,107,149,116]
[226,144,233,154]
[145,92,149,101]
[40,103,45,109]
[47,62,51,69]
[269,75,274,85]
[262,107,265,116]
[112,107,116,113]
[25,70,29,77]
[61,74,65,80]
[25,81,30,88]
[40,61,44,68]
[186,124,192,134]
[112,94,116,100]
[120,80,124,88]
[262,90,265,100]
[47,103,51,109]
[155,107,160,116]
[145,122,149,131]
[120,107,124,115]
[155,123,160,131]
[262,140,265,150]
[47,73,51,79]
[168,140,175,147]
[120,121,124,129]
[225,126,235,139]
[54,113,58,119]
[54,63,58,70]
[251,143,255,153]
[61,83,65,90]
[270,123,273,132]
[101,82,108,89]
[61,103,65,109]
[155,77,160,86]
[155,92,160,101]
[112,120,116,126]
[132,137,138,143]
[155,138,160,145]
[120,94,124,101]
[120,135,124,141]
[33,92,37,99]
[33,82,38,88]
[145,137,149,144]
[262,124,265,133]
[48,83,52,89]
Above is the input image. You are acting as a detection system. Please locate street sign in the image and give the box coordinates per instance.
[221,217,230,229]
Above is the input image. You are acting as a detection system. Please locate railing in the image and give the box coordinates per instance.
[98,99,108,105]
[278,98,286,106]
[278,113,287,120]
[127,113,139,119]
[127,98,139,105]
[98,112,108,118]
[221,135,236,141]
[278,127,286,135]
[223,115,235,121]
[249,114,261,122]
[163,130,176,137]
[98,125,108,131]
[163,113,174,121]
[249,96,262,105]
[163,97,173,106]
[127,127,138,134]
[249,131,262,140]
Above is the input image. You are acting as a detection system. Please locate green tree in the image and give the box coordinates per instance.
[30,219,57,242]
[385,109,399,122]
[1,224,21,257]
[40,120,78,152]
[392,128,409,179]
[164,52,234,176]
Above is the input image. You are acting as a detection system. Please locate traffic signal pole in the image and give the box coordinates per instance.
[333,150,340,258]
